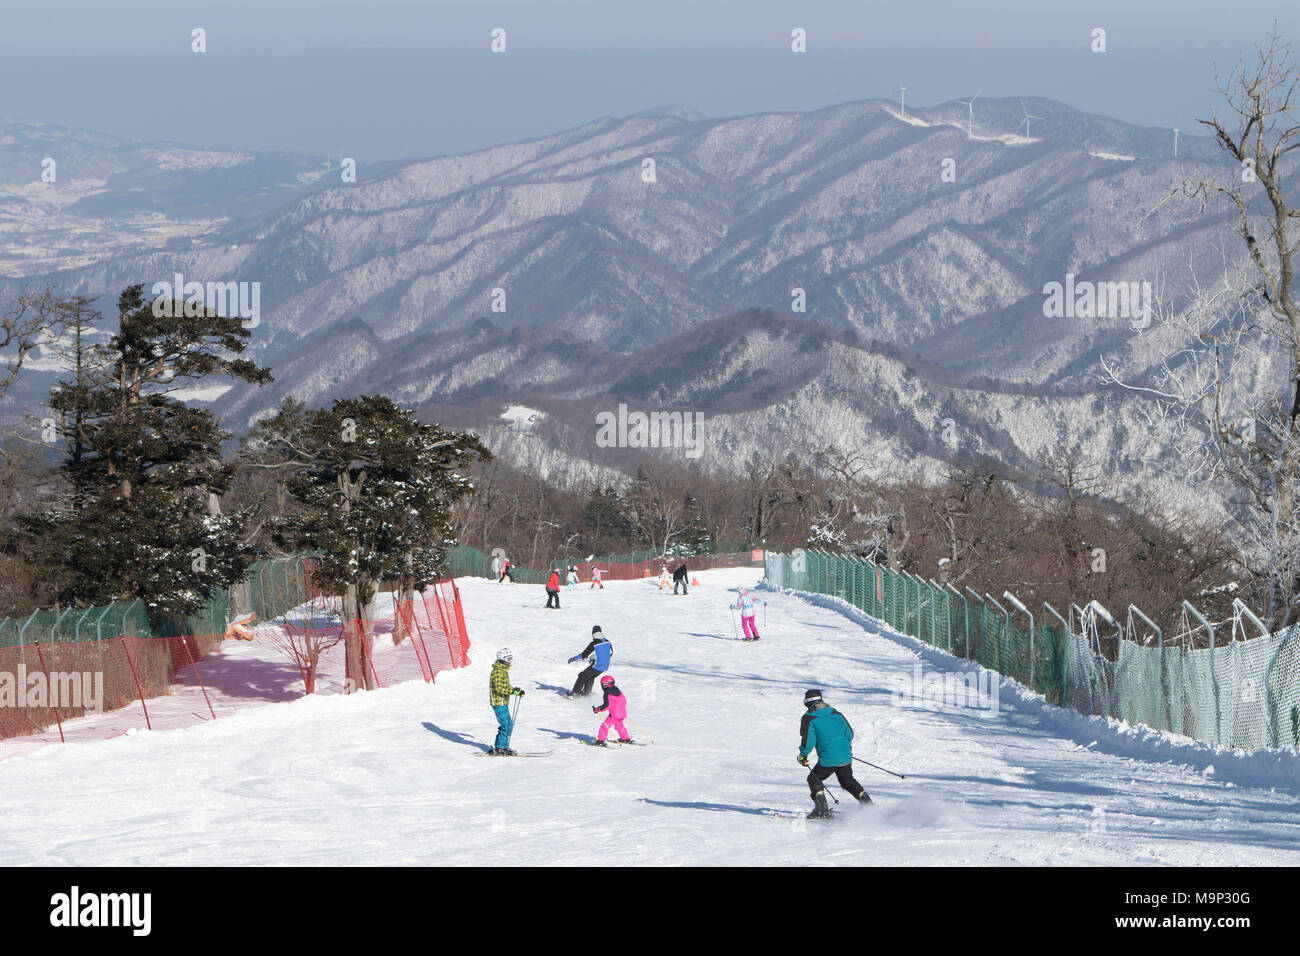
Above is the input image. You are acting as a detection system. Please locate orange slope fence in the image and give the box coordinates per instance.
[0,580,472,759]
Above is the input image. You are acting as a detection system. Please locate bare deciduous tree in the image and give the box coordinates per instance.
[267,596,346,695]
[0,285,65,400]
[1103,29,1300,625]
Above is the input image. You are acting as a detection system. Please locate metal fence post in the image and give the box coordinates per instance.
[1043,602,1070,706]
[1179,601,1216,744]
[985,593,1009,674]
[1128,604,1165,731]
[1003,591,1034,690]
[964,588,983,663]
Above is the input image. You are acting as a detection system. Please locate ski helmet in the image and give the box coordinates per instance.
[496,648,513,663]
[592,625,603,635]
[600,675,615,687]
[804,688,823,706]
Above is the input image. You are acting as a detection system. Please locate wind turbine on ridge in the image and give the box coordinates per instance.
[956,90,982,138]
[1018,99,1044,140]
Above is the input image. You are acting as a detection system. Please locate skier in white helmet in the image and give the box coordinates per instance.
[488,648,524,755]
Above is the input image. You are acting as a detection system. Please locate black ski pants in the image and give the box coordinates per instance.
[571,665,602,696]
[807,762,867,800]
[545,588,560,608]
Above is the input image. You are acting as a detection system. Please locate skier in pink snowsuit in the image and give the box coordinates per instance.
[730,586,766,641]
[590,566,606,589]
[592,675,632,744]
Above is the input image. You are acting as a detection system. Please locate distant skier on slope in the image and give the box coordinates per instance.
[798,688,870,817]
[590,565,606,589]
[730,586,766,641]
[657,566,672,590]
[498,559,515,584]
[566,564,580,590]
[545,567,562,609]
[591,675,632,746]
[488,649,525,756]
[672,562,689,595]
[566,626,612,697]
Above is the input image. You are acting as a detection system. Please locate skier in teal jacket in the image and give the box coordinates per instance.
[798,688,870,817]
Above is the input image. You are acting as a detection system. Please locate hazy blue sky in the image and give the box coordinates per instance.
[3,0,1297,160]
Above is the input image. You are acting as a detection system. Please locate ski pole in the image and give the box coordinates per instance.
[510,694,522,746]
[628,716,655,743]
[853,756,906,779]
[729,606,738,639]
[804,764,840,804]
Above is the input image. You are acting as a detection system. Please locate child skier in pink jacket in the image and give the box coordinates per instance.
[592,675,632,745]
[730,586,767,641]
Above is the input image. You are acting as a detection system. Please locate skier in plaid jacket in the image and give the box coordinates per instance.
[488,649,524,755]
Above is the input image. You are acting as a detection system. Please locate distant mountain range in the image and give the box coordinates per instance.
[0,97,1248,513]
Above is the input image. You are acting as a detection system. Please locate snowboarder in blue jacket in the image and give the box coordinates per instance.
[798,688,870,817]
[566,626,613,697]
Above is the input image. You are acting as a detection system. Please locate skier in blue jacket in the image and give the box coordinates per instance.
[798,688,870,817]
[566,626,613,697]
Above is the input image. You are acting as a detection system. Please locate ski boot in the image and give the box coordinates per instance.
[807,790,831,819]
[616,738,633,744]
[857,792,873,806]
[591,740,608,747]
[485,747,499,756]
[498,747,516,757]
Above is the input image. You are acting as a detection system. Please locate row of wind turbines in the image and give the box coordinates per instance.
[950,89,1042,140]
[898,86,1041,139]
[903,87,1183,155]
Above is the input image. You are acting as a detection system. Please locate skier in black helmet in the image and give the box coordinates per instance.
[566,626,613,697]
[798,688,871,818]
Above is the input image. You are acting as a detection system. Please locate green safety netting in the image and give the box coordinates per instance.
[0,553,329,648]
[764,549,1300,751]
[0,600,152,648]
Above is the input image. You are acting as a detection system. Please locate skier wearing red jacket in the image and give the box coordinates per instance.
[545,568,562,609]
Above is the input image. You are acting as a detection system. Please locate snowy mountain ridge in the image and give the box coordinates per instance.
[1,99,1246,511]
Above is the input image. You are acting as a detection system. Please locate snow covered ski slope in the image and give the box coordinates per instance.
[1,568,1297,866]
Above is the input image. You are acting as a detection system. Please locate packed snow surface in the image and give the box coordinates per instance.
[2,568,1298,866]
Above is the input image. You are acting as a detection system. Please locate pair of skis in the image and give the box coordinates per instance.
[769,797,874,820]
[479,739,647,757]
[767,809,843,821]
[479,738,648,758]
[478,749,553,758]
[584,738,646,747]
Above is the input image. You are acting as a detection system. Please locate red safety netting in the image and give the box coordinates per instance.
[389,578,471,681]
[0,580,472,761]
[572,550,762,584]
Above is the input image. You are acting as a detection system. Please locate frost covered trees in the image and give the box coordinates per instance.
[1102,30,1300,625]
[20,284,270,618]
[245,396,487,691]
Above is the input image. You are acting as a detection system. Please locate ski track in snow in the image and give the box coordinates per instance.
[1,568,1297,866]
